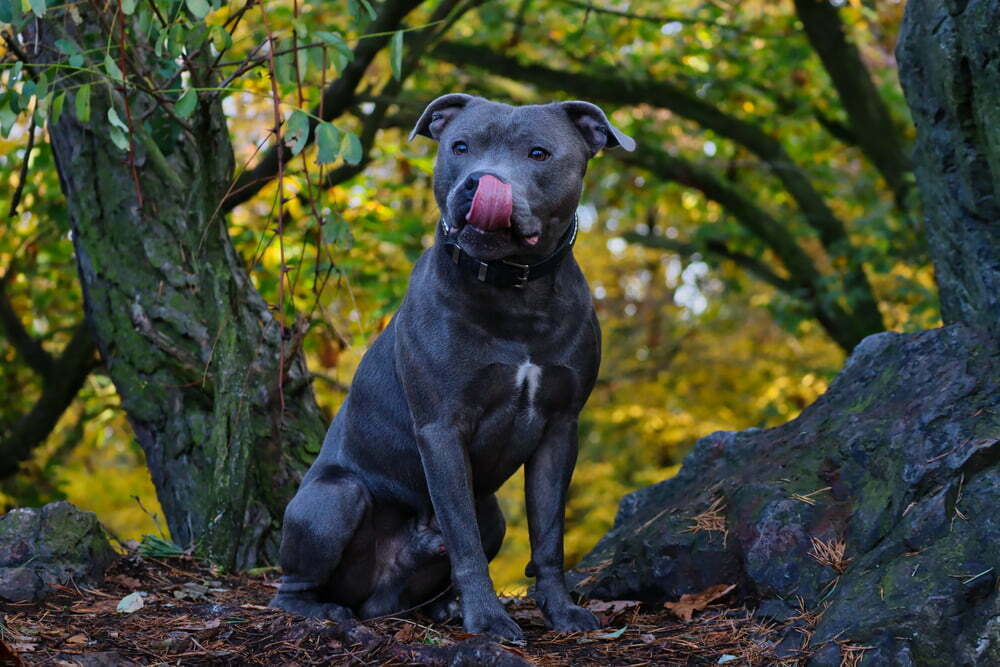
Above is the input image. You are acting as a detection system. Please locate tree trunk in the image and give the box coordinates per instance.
[25,9,325,569]
[896,0,1000,334]
[572,2,1000,664]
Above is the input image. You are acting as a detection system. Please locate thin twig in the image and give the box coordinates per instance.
[7,109,37,218]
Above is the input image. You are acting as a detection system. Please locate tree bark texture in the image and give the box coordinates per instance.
[896,0,1000,334]
[25,9,325,569]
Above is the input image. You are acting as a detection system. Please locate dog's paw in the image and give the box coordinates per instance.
[425,596,462,624]
[544,603,601,633]
[464,606,524,642]
[270,593,353,622]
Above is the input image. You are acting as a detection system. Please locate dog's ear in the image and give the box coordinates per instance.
[409,93,476,142]
[559,101,636,157]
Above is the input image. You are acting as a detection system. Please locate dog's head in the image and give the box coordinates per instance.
[410,94,635,261]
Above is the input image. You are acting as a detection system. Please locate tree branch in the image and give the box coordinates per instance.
[318,0,486,191]
[622,231,799,293]
[618,146,822,287]
[793,0,912,205]
[0,271,54,377]
[0,322,98,480]
[617,145,880,350]
[428,40,885,344]
[430,41,852,248]
[222,0,426,211]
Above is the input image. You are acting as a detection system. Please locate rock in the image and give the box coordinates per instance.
[896,0,1000,335]
[0,501,117,601]
[572,324,1000,665]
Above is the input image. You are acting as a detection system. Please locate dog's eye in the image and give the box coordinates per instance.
[452,141,469,155]
[529,147,550,162]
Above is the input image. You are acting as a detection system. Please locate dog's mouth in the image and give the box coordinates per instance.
[445,174,541,248]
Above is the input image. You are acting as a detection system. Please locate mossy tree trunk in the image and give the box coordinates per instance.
[896,0,1000,334]
[24,8,325,569]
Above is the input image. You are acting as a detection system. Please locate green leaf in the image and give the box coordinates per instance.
[0,107,17,139]
[33,72,48,103]
[50,91,65,125]
[0,0,12,22]
[54,39,79,55]
[210,25,232,52]
[121,0,136,15]
[315,31,351,56]
[107,107,129,132]
[315,122,341,165]
[390,30,403,81]
[322,210,353,248]
[108,126,130,151]
[341,131,363,166]
[357,0,376,19]
[69,54,84,68]
[185,0,210,19]
[27,0,45,18]
[104,53,124,82]
[285,110,310,156]
[74,83,91,123]
[174,89,197,118]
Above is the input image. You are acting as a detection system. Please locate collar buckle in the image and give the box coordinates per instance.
[502,260,531,288]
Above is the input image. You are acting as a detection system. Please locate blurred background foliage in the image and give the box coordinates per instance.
[1,0,935,589]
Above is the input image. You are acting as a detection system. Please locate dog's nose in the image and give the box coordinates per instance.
[463,171,497,191]
[465,173,512,231]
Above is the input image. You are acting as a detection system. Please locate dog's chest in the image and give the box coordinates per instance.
[465,358,576,481]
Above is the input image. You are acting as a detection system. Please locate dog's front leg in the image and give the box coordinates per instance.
[416,423,524,641]
[525,418,601,632]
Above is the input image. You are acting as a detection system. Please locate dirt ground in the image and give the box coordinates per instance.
[0,553,812,665]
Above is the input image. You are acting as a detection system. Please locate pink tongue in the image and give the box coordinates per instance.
[466,174,512,231]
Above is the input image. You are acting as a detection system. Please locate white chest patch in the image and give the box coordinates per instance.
[515,360,542,406]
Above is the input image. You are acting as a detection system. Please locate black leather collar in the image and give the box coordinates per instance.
[440,217,578,289]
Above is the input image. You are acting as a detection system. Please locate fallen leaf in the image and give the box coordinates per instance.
[108,574,143,589]
[173,582,209,600]
[663,584,736,622]
[585,599,641,615]
[177,619,221,631]
[393,624,417,643]
[71,599,119,614]
[718,655,739,664]
[117,591,145,614]
[594,626,628,640]
[65,633,88,645]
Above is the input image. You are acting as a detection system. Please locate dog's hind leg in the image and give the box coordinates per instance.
[270,467,370,621]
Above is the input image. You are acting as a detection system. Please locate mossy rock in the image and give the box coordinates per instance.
[0,501,117,601]
[572,324,1000,664]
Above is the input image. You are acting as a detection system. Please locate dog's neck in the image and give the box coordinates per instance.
[433,216,578,290]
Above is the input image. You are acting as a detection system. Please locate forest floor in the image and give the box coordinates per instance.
[0,553,809,666]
